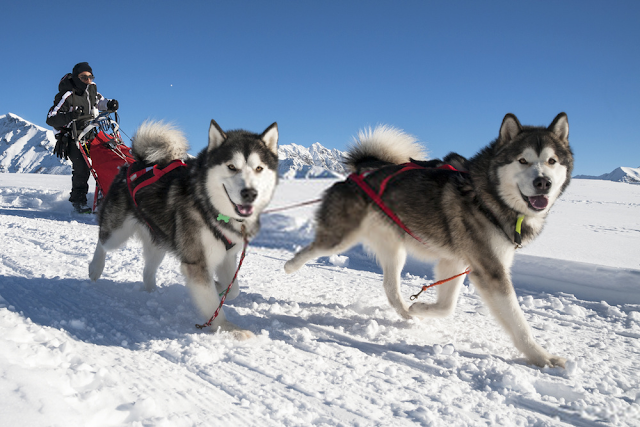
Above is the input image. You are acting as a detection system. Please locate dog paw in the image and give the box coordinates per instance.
[213,321,255,340]
[392,306,413,320]
[283,260,298,274]
[88,260,103,282]
[526,351,567,368]
[229,329,256,340]
[409,302,453,318]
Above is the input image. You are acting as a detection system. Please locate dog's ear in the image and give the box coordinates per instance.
[499,113,522,145]
[260,122,278,155]
[208,119,227,151]
[548,112,569,142]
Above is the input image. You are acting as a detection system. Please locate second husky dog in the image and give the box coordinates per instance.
[285,113,572,367]
[89,119,279,338]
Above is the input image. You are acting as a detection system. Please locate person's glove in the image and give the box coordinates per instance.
[69,107,83,121]
[53,134,70,159]
[107,99,119,111]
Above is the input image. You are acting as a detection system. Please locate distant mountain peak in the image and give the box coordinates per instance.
[0,113,71,174]
[278,142,347,179]
[574,166,640,184]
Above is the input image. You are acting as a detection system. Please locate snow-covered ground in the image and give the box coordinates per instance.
[0,174,639,426]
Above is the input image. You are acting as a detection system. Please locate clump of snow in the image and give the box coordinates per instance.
[329,254,349,268]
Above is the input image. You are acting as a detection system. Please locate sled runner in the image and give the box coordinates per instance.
[73,111,134,212]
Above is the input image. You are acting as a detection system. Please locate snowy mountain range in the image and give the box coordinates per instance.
[0,113,71,174]
[0,113,346,178]
[574,166,640,184]
[3,113,637,183]
[277,142,347,179]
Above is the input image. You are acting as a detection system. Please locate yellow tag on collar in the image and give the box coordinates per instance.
[515,214,524,234]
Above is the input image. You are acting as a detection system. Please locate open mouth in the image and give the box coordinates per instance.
[521,193,549,211]
[223,185,254,218]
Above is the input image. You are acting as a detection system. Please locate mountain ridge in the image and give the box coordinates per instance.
[0,113,346,178]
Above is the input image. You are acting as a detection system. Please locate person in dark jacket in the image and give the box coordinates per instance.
[46,62,119,213]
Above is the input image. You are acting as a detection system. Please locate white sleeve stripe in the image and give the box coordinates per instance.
[48,91,73,118]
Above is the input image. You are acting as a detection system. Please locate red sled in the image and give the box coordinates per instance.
[77,113,134,212]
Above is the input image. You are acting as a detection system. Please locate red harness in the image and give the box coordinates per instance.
[348,162,463,244]
[125,160,236,251]
[126,160,188,207]
[348,162,471,299]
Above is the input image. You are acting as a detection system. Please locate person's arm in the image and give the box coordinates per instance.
[46,91,81,128]
[96,91,119,112]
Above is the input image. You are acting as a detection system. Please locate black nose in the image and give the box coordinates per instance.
[533,176,552,193]
[241,188,258,203]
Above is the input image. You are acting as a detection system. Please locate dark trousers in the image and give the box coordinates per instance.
[67,140,90,204]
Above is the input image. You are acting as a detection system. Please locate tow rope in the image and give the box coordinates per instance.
[196,227,249,330]
[409,267,472,301]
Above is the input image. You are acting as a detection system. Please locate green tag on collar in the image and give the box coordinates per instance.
[217,213,230,223]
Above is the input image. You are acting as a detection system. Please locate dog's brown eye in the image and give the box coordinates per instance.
[256,166,263,173]
[228,164,237,171]
[519,158,528,165]
[548,158,557,165]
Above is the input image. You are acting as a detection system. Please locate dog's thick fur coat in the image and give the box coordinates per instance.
[89,119,279,338]
[286,113,573,367]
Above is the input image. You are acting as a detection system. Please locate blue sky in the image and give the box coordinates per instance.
[2,0,638,176]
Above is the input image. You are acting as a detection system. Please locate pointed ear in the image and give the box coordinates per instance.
[499,113,522,144]
[260,122,278,155]
[208,119,226,151]
[548,112,569,141]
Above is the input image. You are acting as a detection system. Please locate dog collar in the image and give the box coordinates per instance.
[514,214,525,248]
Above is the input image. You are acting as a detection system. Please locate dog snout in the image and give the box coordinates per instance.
[241,188,258,203]
[533,176,552,193]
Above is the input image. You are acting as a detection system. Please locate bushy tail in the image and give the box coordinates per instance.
[343,125,428,172]
[131,120,189,164]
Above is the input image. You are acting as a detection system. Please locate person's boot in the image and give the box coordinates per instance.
[72,202,92,214]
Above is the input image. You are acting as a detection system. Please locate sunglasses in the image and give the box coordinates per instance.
[79,74,94,82]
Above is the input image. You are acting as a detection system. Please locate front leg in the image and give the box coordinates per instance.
[409,258,466,318]
[215,248,243,301]
[470,269,565,368]
[367,237,411,319]
[182,261,254,340]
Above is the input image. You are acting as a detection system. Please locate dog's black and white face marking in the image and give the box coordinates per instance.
[498,146,568,214]
[495,113,572,216]
[205,121,279,220]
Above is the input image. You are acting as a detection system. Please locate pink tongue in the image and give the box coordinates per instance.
[529,195,549,210]
[238,205,254,216]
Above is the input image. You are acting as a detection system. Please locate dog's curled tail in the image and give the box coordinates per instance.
[344,125,428,172]
[131,120,189,164]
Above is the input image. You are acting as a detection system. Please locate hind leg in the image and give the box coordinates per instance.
[285,182,367,274]
[140,229,166,292]
[89,215,137,281]
[409,258,467,318]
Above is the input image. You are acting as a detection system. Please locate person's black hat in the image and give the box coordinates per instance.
[72,62,93,77]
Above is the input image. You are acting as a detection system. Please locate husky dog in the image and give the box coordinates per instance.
[89,119,279,338]
[285,113,572,367]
